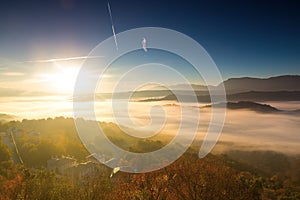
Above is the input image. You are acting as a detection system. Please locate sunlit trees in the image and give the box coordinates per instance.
[1,119,300,199]
[0,138,23,200]
[109,153,263,200]
[0,138,10,163]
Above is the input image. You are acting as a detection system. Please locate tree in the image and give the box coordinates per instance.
[0,138,11,162]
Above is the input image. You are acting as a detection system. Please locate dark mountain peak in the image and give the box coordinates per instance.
[267,75,300,79]
[225,75,300,82]
[220,75,300,93]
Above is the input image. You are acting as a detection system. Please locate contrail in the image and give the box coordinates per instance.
[18,55,104,64]
[0,56,103,69]
[107,2,119,50]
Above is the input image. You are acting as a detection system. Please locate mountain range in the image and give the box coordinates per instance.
[219,75,300,94]
[146,75,300,93]
[136,75,300,102]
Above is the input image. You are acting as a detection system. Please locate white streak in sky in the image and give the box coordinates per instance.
[142,37,147,52]
[0,56,104,68]
[18,55,104,64]
[107,2,119,50]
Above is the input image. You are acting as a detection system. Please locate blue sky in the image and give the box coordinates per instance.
[0,0,299,86]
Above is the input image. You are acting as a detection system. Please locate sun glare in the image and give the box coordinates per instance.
[45,62,80,93]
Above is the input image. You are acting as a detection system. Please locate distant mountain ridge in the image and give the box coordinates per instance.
[141,75,300,94]
[139,91,300,103]
[220,75,300,93]
[95,75,300,101]
[97,75,300,102]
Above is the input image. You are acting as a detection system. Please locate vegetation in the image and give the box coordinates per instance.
[0,118,299,199]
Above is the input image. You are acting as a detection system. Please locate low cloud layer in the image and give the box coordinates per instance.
[1,98,299,155]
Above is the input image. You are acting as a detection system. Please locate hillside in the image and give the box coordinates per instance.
[0,118,300,199]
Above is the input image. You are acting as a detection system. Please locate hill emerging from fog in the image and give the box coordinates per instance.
[139,91,300,103]
[202,101,279,113]
[130,75,300,102]
[148,75,300,93]
[94,75,300,102]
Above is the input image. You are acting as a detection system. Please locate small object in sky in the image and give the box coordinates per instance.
[107,2,119,50]
[142,37,147,52]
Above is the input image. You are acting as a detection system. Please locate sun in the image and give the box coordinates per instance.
[51,68,79,93]
[45,62,80,93]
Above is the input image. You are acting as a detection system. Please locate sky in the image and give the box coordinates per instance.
[0,0,299,95]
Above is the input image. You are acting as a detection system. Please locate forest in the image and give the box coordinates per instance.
[0,117,299,199]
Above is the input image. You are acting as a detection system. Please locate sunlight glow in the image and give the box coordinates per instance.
[41,61,81,93]
[48,67,79,93]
